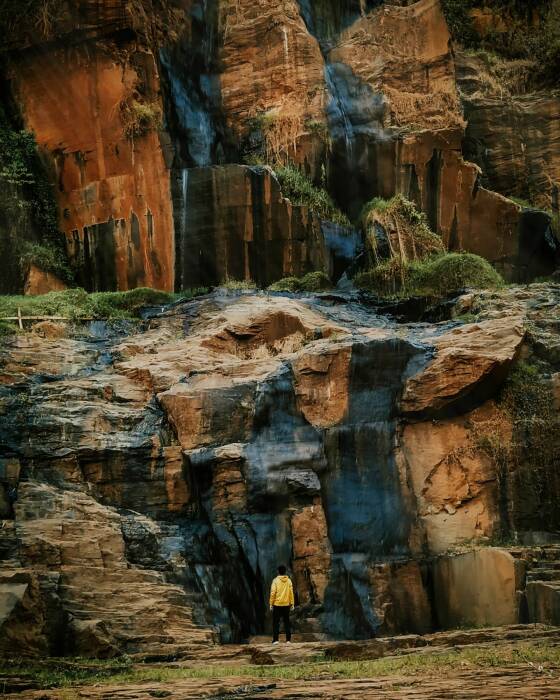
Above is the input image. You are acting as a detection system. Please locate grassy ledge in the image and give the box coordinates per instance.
[0,287,209,335]
[355,194,503,299]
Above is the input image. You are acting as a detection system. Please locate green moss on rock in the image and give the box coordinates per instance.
[268,271,332,293]
[355,253,504,298]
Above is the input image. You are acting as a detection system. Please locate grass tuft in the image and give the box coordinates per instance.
[360,194,444,273]
[275,165,350,227]
[120,99,163,139]
[219,278,257,291]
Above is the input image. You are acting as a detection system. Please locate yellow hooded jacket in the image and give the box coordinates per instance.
[269,575,294,607]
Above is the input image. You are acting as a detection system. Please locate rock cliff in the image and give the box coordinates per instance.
[0,0,559,664]
[1,283,559,655]
[1,0,558,292]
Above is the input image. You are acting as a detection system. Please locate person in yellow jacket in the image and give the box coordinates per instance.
[269,565,295,644]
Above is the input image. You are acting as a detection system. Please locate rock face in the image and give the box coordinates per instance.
[1,283,559,656]
[23,266,67,296]
[457,50,560,213]
[433,548,519,628]
[402,403,511,555]
[2,0,558,293]
[173,166,329,289]
[401,318,524,418]
[10,44,175,292]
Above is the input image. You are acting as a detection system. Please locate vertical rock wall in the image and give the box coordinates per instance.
[10,45,175,291]
[2,0,559,286]
[173,165,328,289]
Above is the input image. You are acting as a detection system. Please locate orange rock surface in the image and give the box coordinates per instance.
[11,45,174,291]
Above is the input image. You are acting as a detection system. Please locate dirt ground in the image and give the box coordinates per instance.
[4,626,560,700]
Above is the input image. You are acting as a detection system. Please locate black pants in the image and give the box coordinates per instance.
[272,605,291,642]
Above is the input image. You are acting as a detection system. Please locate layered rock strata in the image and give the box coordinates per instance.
[1,283,559,655]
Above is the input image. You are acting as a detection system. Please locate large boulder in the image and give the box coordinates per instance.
[433,549,519,628]
[401,318,524,418]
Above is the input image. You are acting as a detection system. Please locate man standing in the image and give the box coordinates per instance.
[269,565,294,644]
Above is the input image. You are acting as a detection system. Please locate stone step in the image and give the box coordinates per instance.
[526,581,560,626]
[527,569,560,582]
[298,617,323,633]
[65,608,196,625]
[538,547,560,561]
[535,560,560,569]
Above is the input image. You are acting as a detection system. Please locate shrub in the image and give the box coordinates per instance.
[300,271,332,291]
[355,253,504,298]
[359,197,392,220]
[0,106,71,286]
[360,194,444,285]
[275,165,350,227]
[440,0,560,85]
[439,0,478,48]
[0,108,59,236]
[248,108,303,166]
[268,271,332,293]
[268,277,301,293]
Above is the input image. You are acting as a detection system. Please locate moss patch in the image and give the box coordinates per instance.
[355,253,503,298]
[409,253,504,295]
[268,271,332,293]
